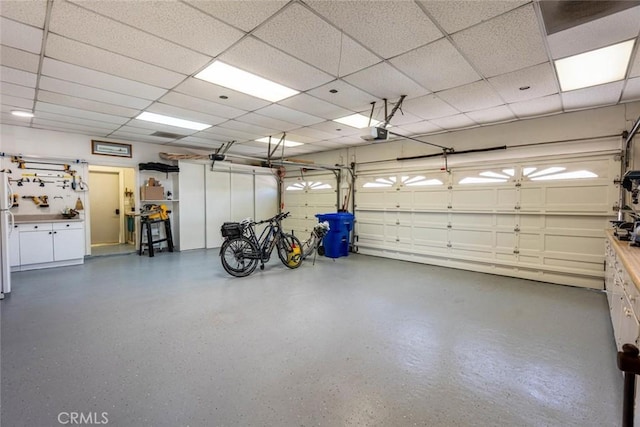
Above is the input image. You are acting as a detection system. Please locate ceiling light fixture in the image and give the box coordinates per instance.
[255,137,303,147]
[333,114,382,129]
[11,110,34,118]
[195,61,299,102]
[555,39,635,92]
[135,112,211,131]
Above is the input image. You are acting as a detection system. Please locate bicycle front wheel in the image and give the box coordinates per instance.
[220,237,258,277]
[277,233,303,269]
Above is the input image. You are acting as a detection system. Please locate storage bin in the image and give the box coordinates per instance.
[315,212,354,258]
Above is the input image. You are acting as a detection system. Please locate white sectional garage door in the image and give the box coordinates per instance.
[283,173,338,236]
[354,154,620,289]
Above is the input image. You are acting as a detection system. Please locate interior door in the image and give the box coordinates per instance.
[89,171,120,245]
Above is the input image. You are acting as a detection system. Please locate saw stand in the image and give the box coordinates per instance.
[139,216,174,257]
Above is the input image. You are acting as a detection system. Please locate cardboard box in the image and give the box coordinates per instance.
[141,185,164,201]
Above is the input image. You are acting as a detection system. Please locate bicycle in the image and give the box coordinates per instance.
[301,221,330,263]
[219,212,303,277]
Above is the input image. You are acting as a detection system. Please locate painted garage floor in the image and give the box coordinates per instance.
[1,251,622,426]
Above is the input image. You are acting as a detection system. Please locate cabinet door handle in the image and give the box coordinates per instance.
[66,224,70,227]
[48,231,52,234]
[54,231,57,234]
[34,226,38,229]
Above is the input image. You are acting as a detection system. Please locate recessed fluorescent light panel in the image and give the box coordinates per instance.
[135,112,211,131]
[11,110,34,118]
[555,39,635,92]
[333,114,382,129]
[256,137,303,147]
[195,61,299,102]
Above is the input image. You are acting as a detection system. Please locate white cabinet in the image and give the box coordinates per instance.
[53,223,85,261]
[19,223,54,265]
[16,221,84,270]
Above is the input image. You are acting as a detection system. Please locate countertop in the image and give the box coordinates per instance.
[13,214,84,224]
[607,229,640,287]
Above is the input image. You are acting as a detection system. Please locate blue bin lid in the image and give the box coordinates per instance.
[315,212,354,221]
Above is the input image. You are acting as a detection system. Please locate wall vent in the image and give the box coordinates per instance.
[539,1,640,35]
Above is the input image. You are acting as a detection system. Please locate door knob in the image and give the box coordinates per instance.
[115,208,120,215]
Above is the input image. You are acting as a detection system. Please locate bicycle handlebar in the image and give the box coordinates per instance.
[253,211,290,225]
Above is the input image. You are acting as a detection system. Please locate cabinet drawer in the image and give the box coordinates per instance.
[17,223,52,232]
[52,222,83,231]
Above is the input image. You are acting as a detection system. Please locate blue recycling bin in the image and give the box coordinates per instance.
[315,212,354,258]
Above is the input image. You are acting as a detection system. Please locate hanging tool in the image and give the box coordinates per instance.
[12,194,19,207]
[12,156,71,173]
[53,196,63,200]
[9,177,29,186]
[21,173,71,179]
[32,177,55,187]
[75,197,84,211]
[57,184,69,189]
[21,195,50,207]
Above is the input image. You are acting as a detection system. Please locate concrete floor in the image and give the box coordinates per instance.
[90,243,137,257]
[1,251,622,426]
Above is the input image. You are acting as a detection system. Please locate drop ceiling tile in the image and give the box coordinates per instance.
[124,120,199,137]
[35,102,130,124]
[109,131,173,144]
[272,132,318,144]
[307,80,376,111]
[419,1,528,34]
[179,135,227,147]
[41,58,168,100]
[395,121,444,135]
[0,66,37,87]
[304,139,345,148]
[344,62,430,100]
[622,77,640,102]
[200,126,260,142]
[158,92,246,120]
[173,78,270,111]
[0,114,32,126]
[1,94,33,109]
[547,6,640,59]
[509,94,563,118]
[402,94,460,119]
[306,1,442,58]
[429,114,477,130]
[32,118,114,135]
[389,38,480,92]
[34,111,122,131]
[465,105,516,124]
[49,1,212,75]
[284,126,336,140]
[32,122,105,137]
[254,3,379,76]
[226,144,269,156]
[488,63,558,103]
[38,90,140,117]
[110,125,154,136]
[0,17,42,54]
[0,0,47,27]
[452,5,547,77]
[45,34,186,89]
[436,80,503,112]
[1,81,35,99]
[254,104,324,127]
[0,45,39,73]
[562,81,624,111]
[278,94,352,120]
[309,120,361,136]
[72,0,243,57]
[379,110,424,127]
[325,135,369,146]
[217,120,278,136]
[219,36,333,91]
[185,0,287,32]
[235,112,299,132]
[145,103,227,127]
[39,76,152,110]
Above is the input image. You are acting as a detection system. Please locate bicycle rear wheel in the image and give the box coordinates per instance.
[220,237,258,277]
[277,234,303,269]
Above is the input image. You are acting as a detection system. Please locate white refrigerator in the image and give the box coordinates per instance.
[1,171,14,298]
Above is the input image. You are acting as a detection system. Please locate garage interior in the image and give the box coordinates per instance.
[1,0,640,425]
